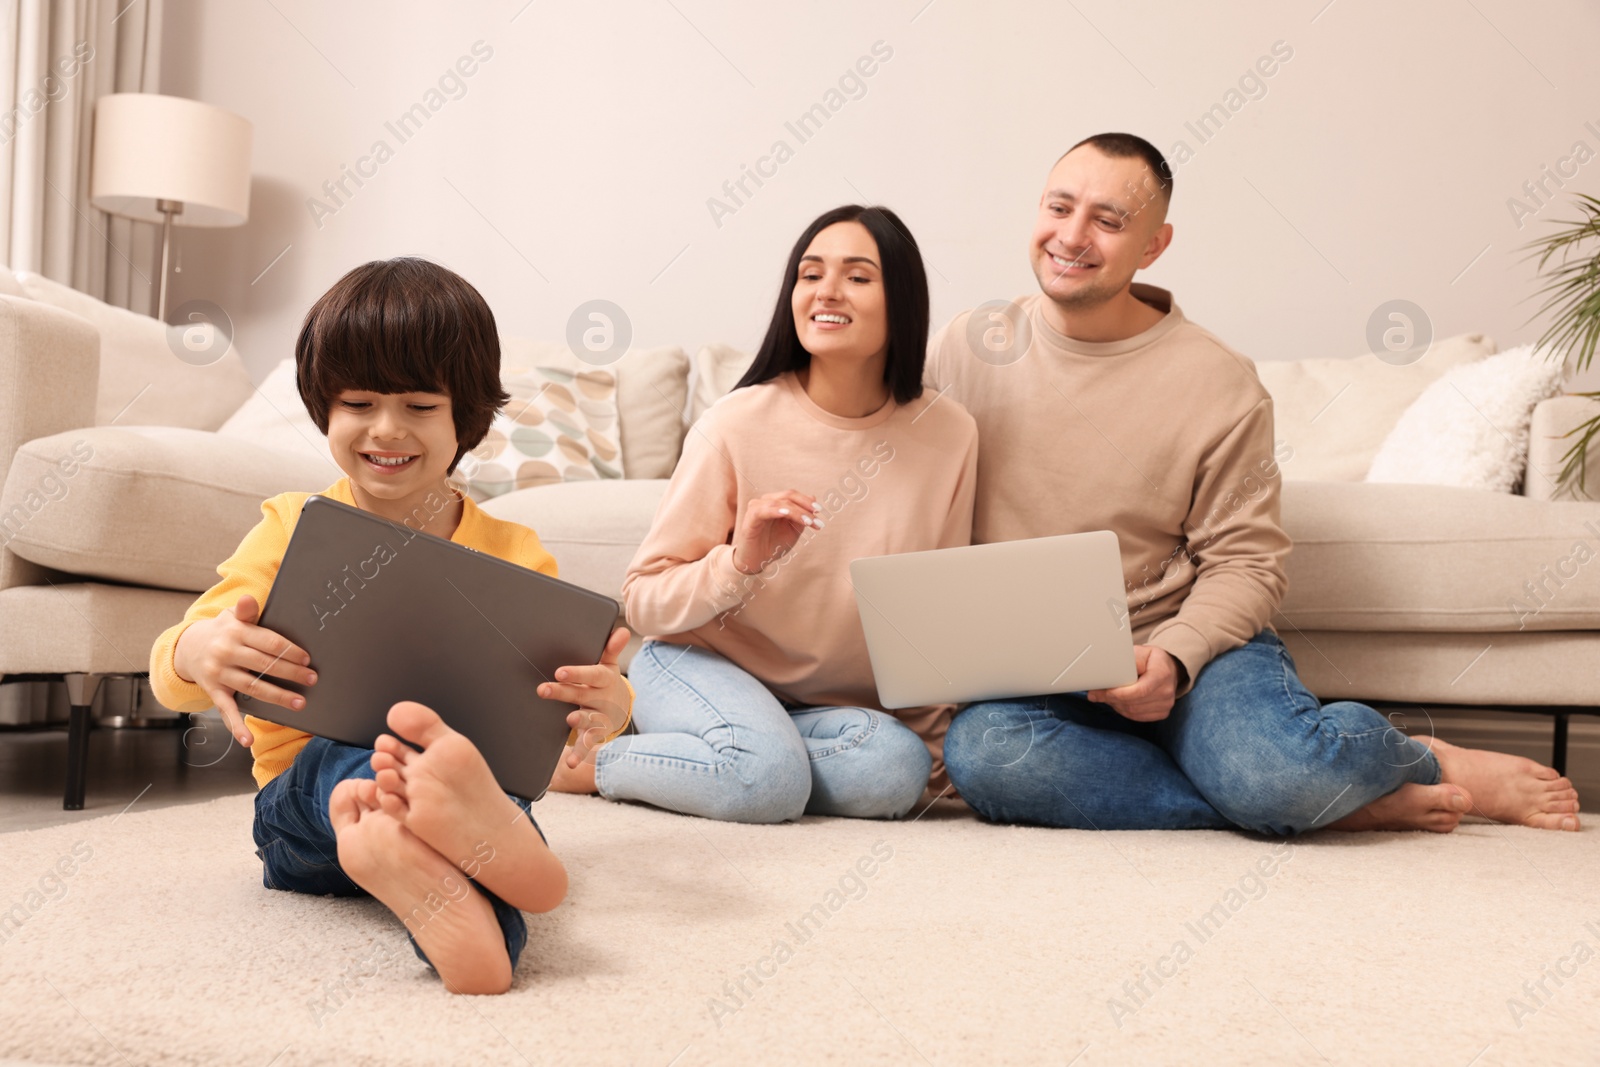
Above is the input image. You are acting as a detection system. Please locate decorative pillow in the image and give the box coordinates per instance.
[612,344,690,479]
[502,337,690,481]
[1253,333,1496,482]
[215,358,331,468]
[689,343,756,424]
[1365,345,1565,493]
[456,366,624,499]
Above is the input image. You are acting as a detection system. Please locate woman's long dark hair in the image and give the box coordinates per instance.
[734,204,929,404]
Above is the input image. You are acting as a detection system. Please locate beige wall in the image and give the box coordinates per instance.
[158,0,1600,388]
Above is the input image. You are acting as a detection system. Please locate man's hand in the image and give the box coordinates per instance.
[1087,645,1179,722]
[542,627,632,768]
[171,594,316,747]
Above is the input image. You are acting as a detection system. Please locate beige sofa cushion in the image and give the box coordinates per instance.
[1280,481,1600,632]
[0,582,198,677]
[2,427,335,592]
[1281,629,1599,707]
[689,343,755,424]
[1255,333,1496,482]
[14,271,254,432]
[479,478,667,603]
[615,345,690,478]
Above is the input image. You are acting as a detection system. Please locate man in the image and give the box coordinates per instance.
[928,132,1580,834]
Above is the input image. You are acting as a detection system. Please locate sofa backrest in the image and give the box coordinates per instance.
[684,334,1506,485]
[7,269,254,432]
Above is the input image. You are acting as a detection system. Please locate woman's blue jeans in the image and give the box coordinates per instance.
[252,736,535,969]
[596,640,932,823]
[944,630,1441,835]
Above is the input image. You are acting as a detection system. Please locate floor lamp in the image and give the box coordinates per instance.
[89,93,253,321]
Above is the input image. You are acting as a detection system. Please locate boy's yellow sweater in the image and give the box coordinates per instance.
[149,478,628,788]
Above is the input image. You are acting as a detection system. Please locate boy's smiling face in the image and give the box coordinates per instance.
[327,388,462,527]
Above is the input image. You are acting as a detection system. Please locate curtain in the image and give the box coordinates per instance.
[0,0,163,315]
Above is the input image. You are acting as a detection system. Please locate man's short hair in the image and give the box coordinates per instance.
[295,257,509,473]
[1062,132,1173,205]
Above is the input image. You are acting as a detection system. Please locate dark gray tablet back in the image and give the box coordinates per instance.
[240,494,620,800]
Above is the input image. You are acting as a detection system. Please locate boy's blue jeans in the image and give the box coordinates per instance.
[252,736,535,969]
[944,630,1442,835]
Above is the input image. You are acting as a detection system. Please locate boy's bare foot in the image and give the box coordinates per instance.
[1327,783,1471,833]
[328,778,512,995]
[1422,738,1581,831]
[547,753,598,795]
[370,701,569,914]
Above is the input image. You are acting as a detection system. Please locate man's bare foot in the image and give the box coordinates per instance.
[370,701,569,914]
[1327,783,1472,833]
[1422,738,1581,831]
[329,778,512,995]
[547,754,598,794]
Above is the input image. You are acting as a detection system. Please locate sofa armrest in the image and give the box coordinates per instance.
[1526,394,1600,501]
[0,295,99,591]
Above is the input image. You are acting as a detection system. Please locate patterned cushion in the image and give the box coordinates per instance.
[457,366,624,499]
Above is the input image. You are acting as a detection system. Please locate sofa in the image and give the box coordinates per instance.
[1,267,1596,810]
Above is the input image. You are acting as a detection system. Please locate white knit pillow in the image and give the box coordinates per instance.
[1365,345,1565,492]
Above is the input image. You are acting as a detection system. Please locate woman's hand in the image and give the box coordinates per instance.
[731,490,823,574]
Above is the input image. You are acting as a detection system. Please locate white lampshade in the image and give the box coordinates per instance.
[90,94,252,226]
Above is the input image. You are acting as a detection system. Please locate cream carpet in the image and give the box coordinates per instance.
[1,792,1597,1066]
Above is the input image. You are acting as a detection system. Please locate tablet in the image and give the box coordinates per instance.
[850,532,1138,709]
[240,494,620,800]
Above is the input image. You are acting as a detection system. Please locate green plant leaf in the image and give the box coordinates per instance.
[1519,196,1600,494]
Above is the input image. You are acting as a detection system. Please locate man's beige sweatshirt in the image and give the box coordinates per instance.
[925,284,1291,693]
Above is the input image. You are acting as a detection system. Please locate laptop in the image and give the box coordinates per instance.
[849,532,1138,709]
[239,494,621,800]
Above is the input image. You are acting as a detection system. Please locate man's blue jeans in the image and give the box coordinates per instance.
[944,630,1441,835]
[252,736,535,969]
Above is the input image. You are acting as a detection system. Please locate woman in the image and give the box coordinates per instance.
[596,204,977,822]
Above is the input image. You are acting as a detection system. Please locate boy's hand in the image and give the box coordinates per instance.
[541,628,631,768]
[172,594,316,747]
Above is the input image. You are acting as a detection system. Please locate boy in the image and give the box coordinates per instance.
[150,257,632,995]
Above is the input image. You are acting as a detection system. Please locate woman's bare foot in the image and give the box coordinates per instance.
[547,753,598,794]
[370,701,569,913]
[1327,783,1471,833]
[1423,738,1581,831]
[328,778,512,995]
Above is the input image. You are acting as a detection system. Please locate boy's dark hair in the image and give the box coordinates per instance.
[1063,132,1173,204]
[296,257,508,473]
[735,204,929,406]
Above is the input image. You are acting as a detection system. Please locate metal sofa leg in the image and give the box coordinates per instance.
[1552,712,1570,777]
[63,673,105,810]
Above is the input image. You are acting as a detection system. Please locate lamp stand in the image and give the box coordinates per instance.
[155,198,183,322]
